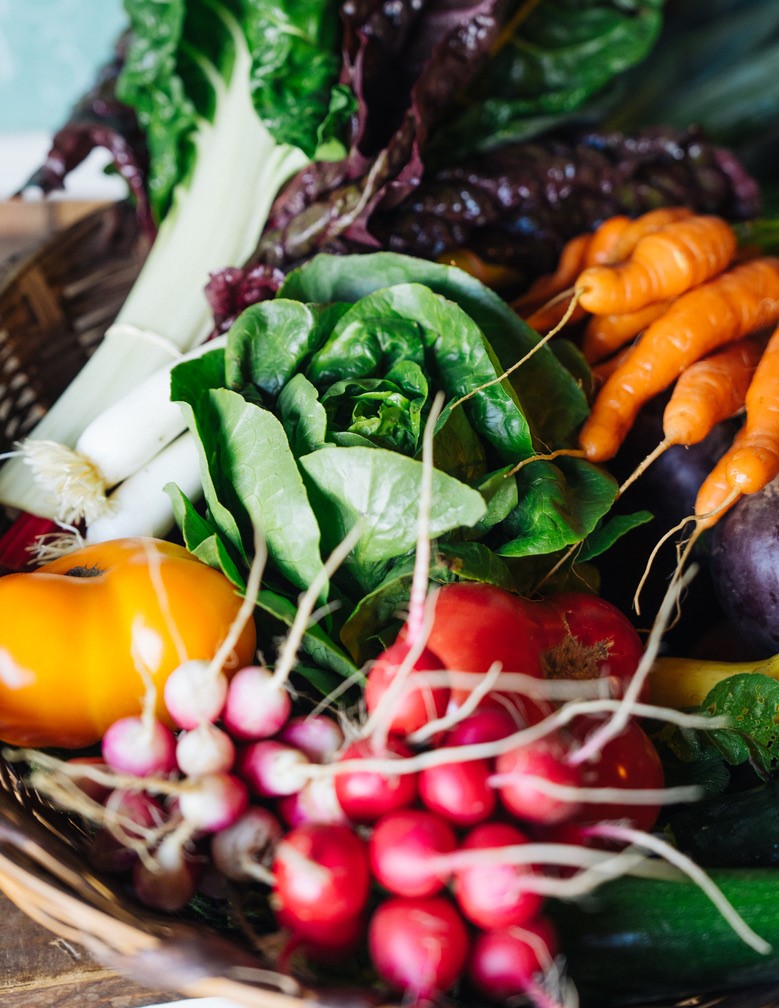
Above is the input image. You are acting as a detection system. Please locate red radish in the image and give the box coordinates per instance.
[277,776,349,828]
[369,809,457,898]
[444,707,521,747]
[221,664,292,740]
[67,756,113,804]
[211,806,283,883]
[468,918,559,1003]
[492,738,582,826]
[163,659,229,729]
[569,716,665,831]
[272,823,370,928]
[132,833,204,912]
[238,740,310,798]
[333,738,418,824]
[368,895,469,1000]
[276,905,365,958]
[453,822,543,930]
[419,754,496,827]
[89,790,167,872]
[364,639,449,737]
[278,715,344,763]
[176,722,235,776]
[409,582,548,714]
[177,772,249,832]
[542,592,645,698]
[101,715,178,776]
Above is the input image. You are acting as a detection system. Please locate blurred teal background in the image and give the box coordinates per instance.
[0,0,127,133]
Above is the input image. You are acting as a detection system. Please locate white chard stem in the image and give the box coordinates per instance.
[0,21,307,520]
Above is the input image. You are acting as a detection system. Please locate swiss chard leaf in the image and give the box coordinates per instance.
[242,0,347,158]
[430,0,666,160]
[117,0,348,221]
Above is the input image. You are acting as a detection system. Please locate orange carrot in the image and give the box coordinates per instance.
[578,257,779,462]
[606,206,693,264]
[662,336,766,447]
[439,249,525,291]
[582,298,675,364]
[716,325,779,498]
[693,430,747,528]
[591,345,634,384]
[513,233,592,314]
[520,217,637,333]
[585,215,631,265]
[576,215,738,316]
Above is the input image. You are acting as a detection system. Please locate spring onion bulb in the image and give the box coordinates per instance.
[85,431,202,543]
[30,432,203,562]
[17,337,225,526]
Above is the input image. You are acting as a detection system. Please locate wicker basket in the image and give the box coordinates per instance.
[1,202,777,1008]
[0,202,392,1008]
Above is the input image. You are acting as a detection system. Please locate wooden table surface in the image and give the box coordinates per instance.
[0,894,179,1008]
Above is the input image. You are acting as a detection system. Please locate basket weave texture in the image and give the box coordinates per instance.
[0,203,391,1008]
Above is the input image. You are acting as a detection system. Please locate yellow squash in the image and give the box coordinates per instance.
[0,537,257,748]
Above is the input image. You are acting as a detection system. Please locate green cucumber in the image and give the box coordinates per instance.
[550,869,779,1004]
[663,782,779,867]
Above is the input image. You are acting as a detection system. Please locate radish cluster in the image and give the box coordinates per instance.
[56,580,672,1008]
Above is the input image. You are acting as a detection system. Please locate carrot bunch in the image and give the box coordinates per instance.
[513,208,779,527]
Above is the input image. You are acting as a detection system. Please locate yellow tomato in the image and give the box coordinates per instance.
[0,537,257,748]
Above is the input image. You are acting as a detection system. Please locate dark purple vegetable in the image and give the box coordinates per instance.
[709,476,779,657]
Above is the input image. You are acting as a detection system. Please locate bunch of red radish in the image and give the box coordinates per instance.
[62,581,667,1008]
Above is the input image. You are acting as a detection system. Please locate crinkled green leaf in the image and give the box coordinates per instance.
[171,348,246,557]
[225,300,348,398]
[320,359,428,455]
[201,389,326,594]
[578,509,655,562]
[164,481,245,587]
[498,457,618,558]
[463,467,519,540]
[280,252,588,447]
[277,373,328,455]
[308,283,534,462]
[173,351,326,594]
[700,673,779,778]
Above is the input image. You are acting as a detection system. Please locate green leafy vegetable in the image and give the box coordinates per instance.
[169,252,628,677]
